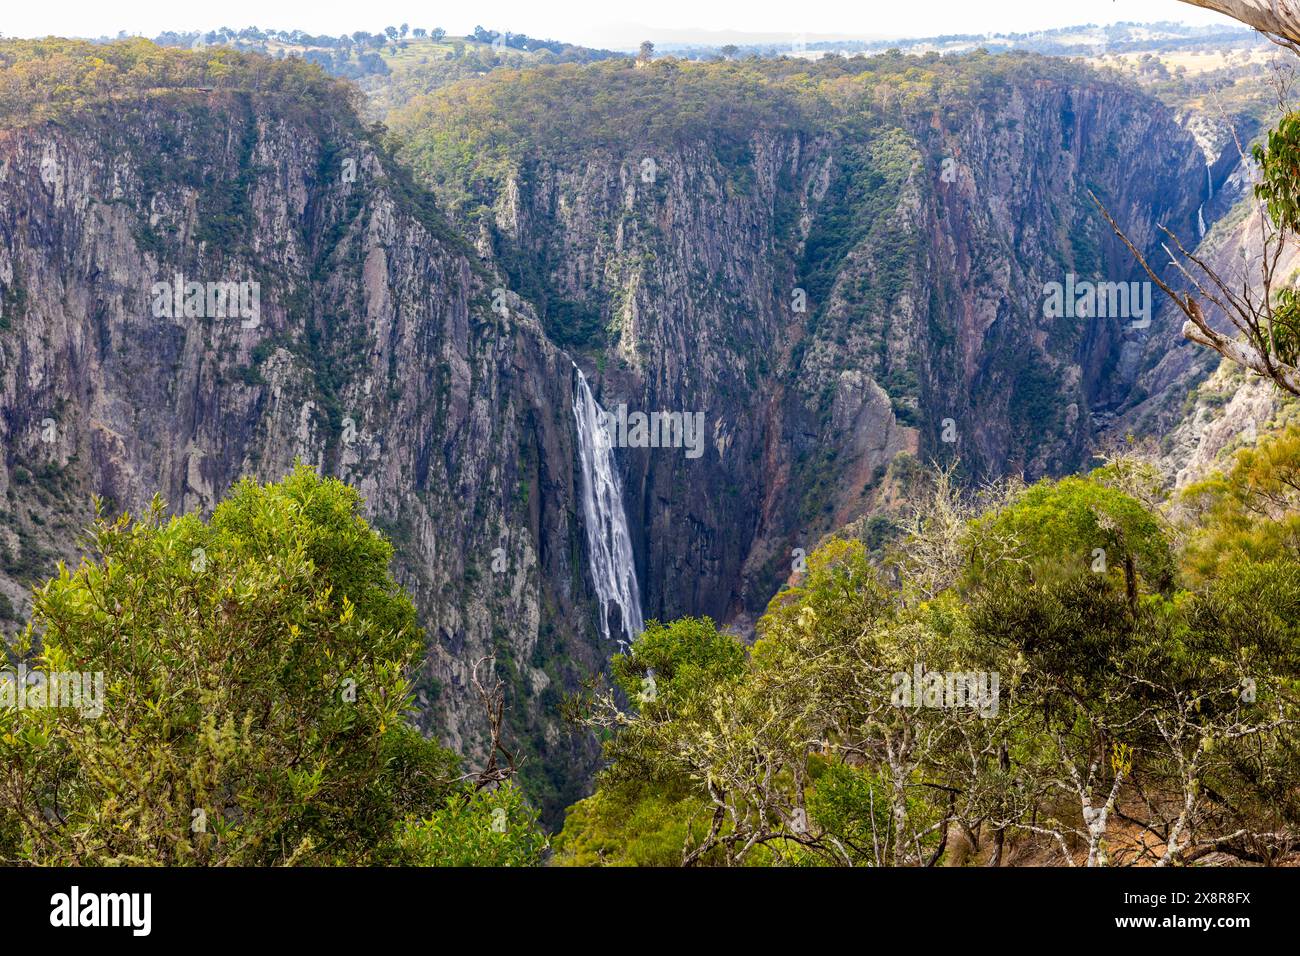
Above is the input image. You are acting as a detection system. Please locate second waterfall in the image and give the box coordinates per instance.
[572,368,644,647]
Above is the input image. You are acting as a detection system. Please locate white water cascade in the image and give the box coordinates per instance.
[1197,163,1213,239]
[572,368,644,647]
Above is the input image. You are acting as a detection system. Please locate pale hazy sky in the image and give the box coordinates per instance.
[0,1,1235,49]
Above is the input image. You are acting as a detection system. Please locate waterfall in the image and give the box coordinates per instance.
[1197,163,1213,239]
[572,368,644,647]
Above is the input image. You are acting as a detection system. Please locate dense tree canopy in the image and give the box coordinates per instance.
[389,52,1128,219]
[559,438,1300,866]
[0,38,358,126]
[0,466,545,865]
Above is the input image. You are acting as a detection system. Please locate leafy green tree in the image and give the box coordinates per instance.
[552,784,717,867]
[559,617,761,865]
[611,616,746,713]
[967,474,1175,610]
[393,781,546,866]
[561,453,1300,867]
[567,545,995,867]
[0,466,544,865]
[1180,424,1300,583]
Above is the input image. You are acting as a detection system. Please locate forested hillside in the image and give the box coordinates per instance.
[390,51,1209,633]
[0,17,1297,870]
[556,438,1300,865]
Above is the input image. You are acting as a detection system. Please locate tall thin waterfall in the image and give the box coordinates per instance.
[572,368,644,647]
[1197,163,1213,239]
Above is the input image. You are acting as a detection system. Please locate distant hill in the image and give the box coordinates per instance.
[656,20,1264,59]
[108,25,622,80]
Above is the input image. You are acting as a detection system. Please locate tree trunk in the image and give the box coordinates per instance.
[1178,1,1300,46]
[988,739,1010,866]
[1124,552,1138,615]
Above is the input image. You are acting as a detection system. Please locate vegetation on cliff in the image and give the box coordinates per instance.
[0,28,1296,869]
[557,434,1300,866]
[388,51,1134,219]
[0,38,358,126]
[9,429,1294,866]
[0,467,546,865]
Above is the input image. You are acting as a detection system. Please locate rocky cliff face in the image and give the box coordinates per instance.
[0,89,609,817]
[1106,116,1299,488]
[422,59,1207,633]
[0,51,1234,816]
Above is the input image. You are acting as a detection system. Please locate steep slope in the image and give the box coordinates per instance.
[1101,97,1300,486]
[393,53,1207,632]
[0,40,606,819]
[0,42,1236,817]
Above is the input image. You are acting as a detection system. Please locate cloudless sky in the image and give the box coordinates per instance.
[0,1,1235,49]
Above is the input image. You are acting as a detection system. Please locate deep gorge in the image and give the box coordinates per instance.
[0,44,1252,819]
